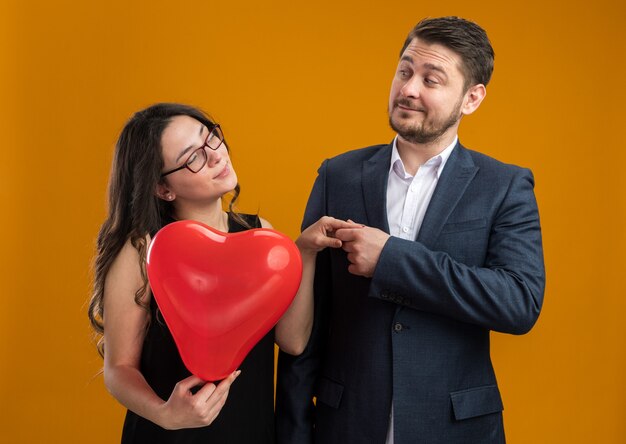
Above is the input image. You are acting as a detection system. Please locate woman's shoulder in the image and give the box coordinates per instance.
[111,237,144,272]
[258,216,272,229]
[105,236,151,305]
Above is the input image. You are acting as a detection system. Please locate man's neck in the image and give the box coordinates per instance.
[396,133,457,176]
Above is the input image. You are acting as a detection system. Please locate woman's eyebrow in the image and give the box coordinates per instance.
[175,124,206,163]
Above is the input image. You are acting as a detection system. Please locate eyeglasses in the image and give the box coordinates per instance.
[161,124,225,177]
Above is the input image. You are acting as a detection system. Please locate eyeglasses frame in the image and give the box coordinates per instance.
[160,124,225,177]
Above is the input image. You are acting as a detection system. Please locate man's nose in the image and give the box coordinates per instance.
[400,76,421,99]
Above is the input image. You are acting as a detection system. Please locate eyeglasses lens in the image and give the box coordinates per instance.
[206,127,223,150]
[187,148,208,173]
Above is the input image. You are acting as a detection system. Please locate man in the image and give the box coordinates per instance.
[276,16,545,444]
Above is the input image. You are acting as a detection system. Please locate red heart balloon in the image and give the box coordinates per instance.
[146,220,302,381]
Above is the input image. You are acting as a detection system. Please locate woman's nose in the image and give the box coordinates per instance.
[207,148,222,167]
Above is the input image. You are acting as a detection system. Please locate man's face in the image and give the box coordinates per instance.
[388,38,469,145]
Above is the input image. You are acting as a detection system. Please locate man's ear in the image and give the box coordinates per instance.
[155,182,175,201]
[461,84,486,116]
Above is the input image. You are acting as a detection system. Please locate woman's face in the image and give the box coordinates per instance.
[159,115,237,204]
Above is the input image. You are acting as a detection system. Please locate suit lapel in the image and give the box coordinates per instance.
[417,144,478,249]
[362,143,392,233]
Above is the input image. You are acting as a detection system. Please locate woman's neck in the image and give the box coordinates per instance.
[173,198,229,231]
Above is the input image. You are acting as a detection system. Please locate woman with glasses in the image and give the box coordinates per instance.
[88,103,350,443]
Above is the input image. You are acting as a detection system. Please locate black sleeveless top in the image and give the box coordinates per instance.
[121,214,275,444]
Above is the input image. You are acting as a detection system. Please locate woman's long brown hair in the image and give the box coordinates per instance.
[88,103,248,357]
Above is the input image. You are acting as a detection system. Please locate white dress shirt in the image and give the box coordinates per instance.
[384,135,457,444]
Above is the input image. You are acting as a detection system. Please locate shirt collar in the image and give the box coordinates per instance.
[389,135,458,179]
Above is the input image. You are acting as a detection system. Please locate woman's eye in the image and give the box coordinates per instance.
[187,153,199,166]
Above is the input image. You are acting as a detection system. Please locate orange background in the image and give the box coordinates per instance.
[1,0,625,442]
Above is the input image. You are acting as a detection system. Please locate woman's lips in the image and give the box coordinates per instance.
[213,162,230,179]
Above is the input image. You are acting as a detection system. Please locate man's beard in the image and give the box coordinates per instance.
[389,98,462,144]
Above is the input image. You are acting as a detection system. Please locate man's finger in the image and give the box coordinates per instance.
[334,228,360,241]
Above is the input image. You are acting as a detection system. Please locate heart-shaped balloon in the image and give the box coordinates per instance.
[146,220,302,381]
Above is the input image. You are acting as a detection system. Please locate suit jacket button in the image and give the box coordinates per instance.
[393,322,403,332]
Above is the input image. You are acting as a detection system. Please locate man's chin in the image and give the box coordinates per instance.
[393,124,438,145]
[389,115,422,136]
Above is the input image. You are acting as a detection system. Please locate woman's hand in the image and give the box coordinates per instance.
[296,216,361,256]
[159,372,240,430]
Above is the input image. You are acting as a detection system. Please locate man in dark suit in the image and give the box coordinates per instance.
[276,16,545,444]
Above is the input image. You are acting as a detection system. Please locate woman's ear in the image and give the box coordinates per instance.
[155,182,176,201]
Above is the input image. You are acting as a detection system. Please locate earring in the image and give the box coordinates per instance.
[167,195,174,201]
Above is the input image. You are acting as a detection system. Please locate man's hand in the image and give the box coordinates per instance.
[335,224,390,277]
[296,216,359,256]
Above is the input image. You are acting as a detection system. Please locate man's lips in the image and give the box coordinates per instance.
[395,101,423,112]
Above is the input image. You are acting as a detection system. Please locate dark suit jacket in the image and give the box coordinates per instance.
[276,142,545,444]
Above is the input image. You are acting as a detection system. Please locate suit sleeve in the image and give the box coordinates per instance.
[370,168,545,334]
[276,161,331,444]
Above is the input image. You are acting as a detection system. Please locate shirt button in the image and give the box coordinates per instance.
[402,227,409,233]
[410,186,416,192]
[394,322,403,332]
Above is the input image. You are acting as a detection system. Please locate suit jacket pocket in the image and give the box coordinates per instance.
[316,377,344,409]
[441,218,487,234]
[450,385,503,421]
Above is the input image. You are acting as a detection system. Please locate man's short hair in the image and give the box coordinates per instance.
[400,16,495,89]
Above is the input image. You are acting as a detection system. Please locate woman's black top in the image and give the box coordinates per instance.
[121,214,275,444]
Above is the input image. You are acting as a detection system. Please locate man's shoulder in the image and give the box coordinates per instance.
[460,144,530,176]
[324,143,390,167]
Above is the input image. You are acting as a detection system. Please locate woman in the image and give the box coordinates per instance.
[88,103,350,443]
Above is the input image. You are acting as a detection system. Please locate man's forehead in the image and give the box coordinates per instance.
[401,38,461,72]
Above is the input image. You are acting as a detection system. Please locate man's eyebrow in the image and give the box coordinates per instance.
[400,56,448,77]
[175,124,206,163]
[423,63,448,77]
